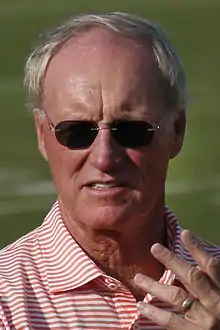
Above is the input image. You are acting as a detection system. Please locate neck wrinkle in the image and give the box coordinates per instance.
[58,192,166,285]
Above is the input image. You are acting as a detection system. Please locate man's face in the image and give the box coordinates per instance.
[35,29,185,233]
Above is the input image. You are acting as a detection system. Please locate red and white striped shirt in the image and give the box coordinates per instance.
[0,201,219,329]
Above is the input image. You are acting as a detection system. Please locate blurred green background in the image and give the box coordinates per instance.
[0,0,220,248]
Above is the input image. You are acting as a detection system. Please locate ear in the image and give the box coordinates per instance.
[33,109,48,161]
[169,110,186,159]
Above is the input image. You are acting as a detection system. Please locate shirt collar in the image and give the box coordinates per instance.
[165,206,196,265]
[38,201,104,294]
[38,202,195,294]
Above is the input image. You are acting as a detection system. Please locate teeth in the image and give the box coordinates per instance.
[91,183,117,189]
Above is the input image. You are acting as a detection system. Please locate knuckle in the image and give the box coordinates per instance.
[147,279,158,293]
[207,256,220,276]
[166,253,182,272]
[160,248,173,264]
[188,266,205,284]
[172,287,186,306]
[207,256,219,268]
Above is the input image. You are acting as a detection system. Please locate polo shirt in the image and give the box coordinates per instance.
[0,201,219,329]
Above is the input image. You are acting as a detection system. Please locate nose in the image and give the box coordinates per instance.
[88,128,125,171]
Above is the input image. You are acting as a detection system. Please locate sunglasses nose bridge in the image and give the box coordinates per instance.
[91,126,110,132]
[92,125,120,146]
[91,123,116,131]
[91,125,116,143]
[91,125,117,142]
[88,125,124,171]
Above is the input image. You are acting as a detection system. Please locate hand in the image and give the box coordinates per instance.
[134,230,220,329]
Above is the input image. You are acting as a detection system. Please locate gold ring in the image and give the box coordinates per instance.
[181,295,195,314]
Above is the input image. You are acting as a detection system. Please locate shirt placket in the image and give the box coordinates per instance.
[101,276,138,328]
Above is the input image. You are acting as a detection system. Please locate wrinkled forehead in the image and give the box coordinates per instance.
[43,28,171,120]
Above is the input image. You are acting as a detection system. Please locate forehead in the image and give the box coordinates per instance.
[43,28,166,121]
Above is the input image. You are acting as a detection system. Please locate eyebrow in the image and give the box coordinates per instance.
[61,100,152,122]
[61,102,97,120]
[119,102,152,120]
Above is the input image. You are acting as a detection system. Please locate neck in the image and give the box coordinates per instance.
[60,197,167,300]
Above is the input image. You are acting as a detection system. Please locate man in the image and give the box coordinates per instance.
[0,12,220,329]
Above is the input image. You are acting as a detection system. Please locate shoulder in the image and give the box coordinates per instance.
[0,224,47,311]
[164,207,220,262]
[0,226,39,259]
[0,225,42,283]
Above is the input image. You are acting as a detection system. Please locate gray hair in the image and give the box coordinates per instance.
[24,12,188,113]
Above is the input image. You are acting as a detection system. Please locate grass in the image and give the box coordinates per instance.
[0,0,220,247]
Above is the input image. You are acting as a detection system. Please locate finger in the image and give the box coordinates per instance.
[181,229,220,288]
[151,243,220,318]
[134,273,188,310]
[134,274,219,328]
[135,274,220,330]
[136,301,194,330]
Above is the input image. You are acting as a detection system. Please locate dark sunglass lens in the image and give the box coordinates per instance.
[55,121,98,149]
[112,121,155,148]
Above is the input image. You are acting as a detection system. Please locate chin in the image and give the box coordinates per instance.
[80,205,134,231]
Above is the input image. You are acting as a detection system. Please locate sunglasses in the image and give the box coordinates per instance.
[48,119,160,150]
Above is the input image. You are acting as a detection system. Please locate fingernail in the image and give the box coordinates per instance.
[190,234,202,249]
[151,243,163,254]
[137,302,150,314]
[134,273,145,284]
[190,233,198,245]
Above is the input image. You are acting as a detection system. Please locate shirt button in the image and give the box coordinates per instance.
[108,283,119,290]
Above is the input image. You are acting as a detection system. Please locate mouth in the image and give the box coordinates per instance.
[84,180,127,191]
[89,183,121,190]
[82,180,132,200]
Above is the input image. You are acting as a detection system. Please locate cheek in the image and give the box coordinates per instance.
[44,134,65,171]
[126,143,170,183]
[43,134,88,187]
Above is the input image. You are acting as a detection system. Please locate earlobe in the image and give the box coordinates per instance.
[170,110,186,159]
[33,109,48,161]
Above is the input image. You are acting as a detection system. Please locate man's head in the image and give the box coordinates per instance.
[24,13,187,234]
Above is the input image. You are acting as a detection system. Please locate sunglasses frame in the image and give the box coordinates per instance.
[44,112,160,149]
